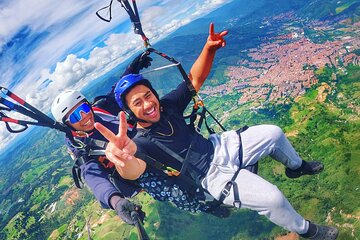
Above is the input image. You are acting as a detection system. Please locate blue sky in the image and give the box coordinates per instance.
[0,0,232,150]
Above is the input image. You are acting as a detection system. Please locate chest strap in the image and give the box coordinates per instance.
[71,138,111,188]
[90,139,108,149]
[138,132,207,197]
[143,133,204,177]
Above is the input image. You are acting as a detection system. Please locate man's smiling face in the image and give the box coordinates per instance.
[125,84,160,127]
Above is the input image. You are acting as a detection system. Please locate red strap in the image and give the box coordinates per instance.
[92,107,112,115]
[2,117,18,123]
[9,93,25,105]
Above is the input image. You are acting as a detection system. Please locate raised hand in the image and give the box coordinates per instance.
[121,51,152,77]
[206,23,228,50]
[95,112,146,180]
[94,111,137,167]
[189,23,228,91]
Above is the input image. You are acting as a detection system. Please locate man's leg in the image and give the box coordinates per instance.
[203,168,338,238]
[230,170,309,233]
[205,129,337,238]
[203,167,309,233]
[240,124,323,177]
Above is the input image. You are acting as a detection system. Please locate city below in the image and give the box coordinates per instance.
[202,14,360,107]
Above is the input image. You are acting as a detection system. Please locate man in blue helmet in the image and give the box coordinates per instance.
[95,23,338,239]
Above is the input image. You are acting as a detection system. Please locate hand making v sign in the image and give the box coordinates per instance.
[94,111,146,180]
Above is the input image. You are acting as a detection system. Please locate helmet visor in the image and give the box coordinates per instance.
[65,102,91,124]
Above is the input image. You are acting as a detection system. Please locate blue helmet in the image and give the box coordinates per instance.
[114,74,159,118]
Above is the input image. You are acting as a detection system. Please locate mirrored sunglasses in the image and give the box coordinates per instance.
[65,102,91,124]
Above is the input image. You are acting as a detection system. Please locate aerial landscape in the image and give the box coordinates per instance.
[0,0,359,239]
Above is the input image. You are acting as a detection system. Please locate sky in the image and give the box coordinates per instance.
[0,0,232,151]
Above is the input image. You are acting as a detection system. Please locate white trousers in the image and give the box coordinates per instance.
[201,125,308,234]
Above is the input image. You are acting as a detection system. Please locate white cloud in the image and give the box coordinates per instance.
[0,0,233,150]
[50,55,94,89]
[0,130,12,150]
[0,0,95,45]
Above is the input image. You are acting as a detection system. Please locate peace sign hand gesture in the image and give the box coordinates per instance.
[94,112,146,180]
[206,23,228,51]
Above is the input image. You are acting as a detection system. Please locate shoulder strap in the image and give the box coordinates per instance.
[69,137,108,189]
[135,151,177,176]
[139,132,206,196]
[144,133,185,164]
[72,165,84,189]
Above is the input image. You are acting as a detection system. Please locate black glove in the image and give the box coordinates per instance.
[113,197,145,225]
[133,205,146,224]
[121,52,152,77]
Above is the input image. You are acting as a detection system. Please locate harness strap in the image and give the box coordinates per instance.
[91,139,108,149]
[202,108,217,134]
[196,107,206,133]
[70,137,112,188]
[136,151,175,175]
[144,134,183,163]
[72,165,84,188]
[140,132,208,197]
[218,126,250,207]
[89,149,106,156]
[143,133,204,177]
[146,48,198,97]
[119,0,150,46]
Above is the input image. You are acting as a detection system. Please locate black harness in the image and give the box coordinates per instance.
[70,137,108,188]
[70,134,142,198]
[138,132,207,199]
[134,109,257,206]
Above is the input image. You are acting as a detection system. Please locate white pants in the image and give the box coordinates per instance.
[201,125,308,234]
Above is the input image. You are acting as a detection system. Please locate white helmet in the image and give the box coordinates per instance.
[51,90,86,122]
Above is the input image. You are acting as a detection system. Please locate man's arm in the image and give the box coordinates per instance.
[77,154,144,225]
[189,23,228,92]
[109,52,152,94]
[81,161,123,208]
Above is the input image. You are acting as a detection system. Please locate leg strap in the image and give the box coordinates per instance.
[218,126,249,207]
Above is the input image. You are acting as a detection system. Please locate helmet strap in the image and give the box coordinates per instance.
[125,108,148,124]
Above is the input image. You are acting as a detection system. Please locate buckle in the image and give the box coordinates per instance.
[221,188,230,198]
[233,200,241,208]
[196,126,201,133]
